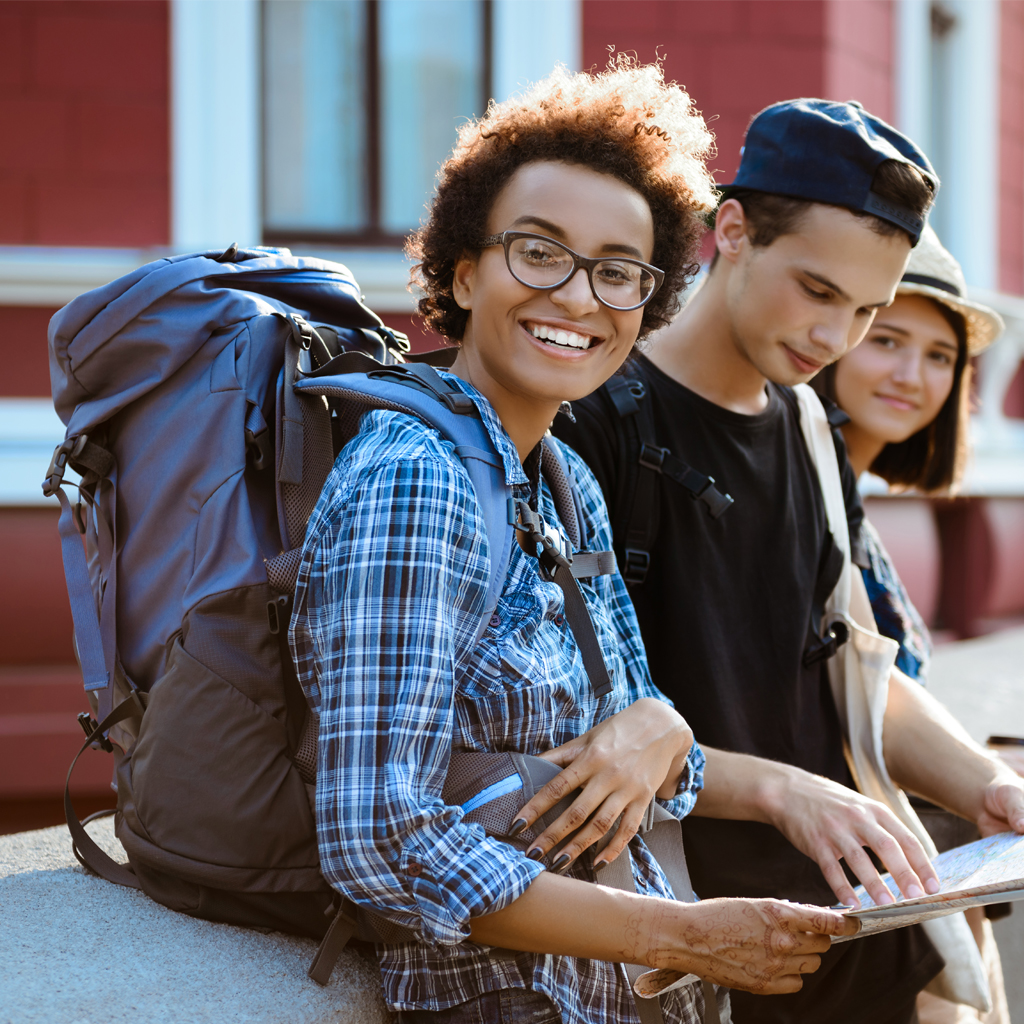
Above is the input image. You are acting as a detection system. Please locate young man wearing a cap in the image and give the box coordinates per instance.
[550,100,1024,1022]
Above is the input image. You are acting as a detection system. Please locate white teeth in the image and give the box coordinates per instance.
[528,324,592,350]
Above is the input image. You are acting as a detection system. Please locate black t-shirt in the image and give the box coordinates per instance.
[553,352,942,1022]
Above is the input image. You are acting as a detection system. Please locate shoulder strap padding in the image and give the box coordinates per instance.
[294,370,514,638]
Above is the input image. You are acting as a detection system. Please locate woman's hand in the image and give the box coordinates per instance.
[645,897,859,995]
[511,697,694,871]
[469,873,857,996]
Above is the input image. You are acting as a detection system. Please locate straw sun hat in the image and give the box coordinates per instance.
[897,224,1004,354]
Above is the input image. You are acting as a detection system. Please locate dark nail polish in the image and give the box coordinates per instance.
[551,853,571,873]
[509,818,528,838]
[527,847,544,861]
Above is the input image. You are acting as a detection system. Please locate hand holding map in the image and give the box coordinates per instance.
[633,831,1024,1000]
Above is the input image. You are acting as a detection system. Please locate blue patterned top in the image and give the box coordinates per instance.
[860,518,932,682]
[289,371,705,1024]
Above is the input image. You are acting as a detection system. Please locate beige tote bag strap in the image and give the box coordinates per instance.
[792,384,991,1012]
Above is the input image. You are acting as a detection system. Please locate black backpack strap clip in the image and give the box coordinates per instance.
[642,444,734,520]
[803,534,849,667]
[603,368,734,588]
[368,362,475,414]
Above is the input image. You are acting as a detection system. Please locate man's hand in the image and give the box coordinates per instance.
[651,898,859,995]
[693,747,939,908]
[758,768,939,908]
[976,770,1024,837]
[510,698,693,872]
[884,669,1024,840]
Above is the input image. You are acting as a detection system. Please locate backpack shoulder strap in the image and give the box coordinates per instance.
[294,365,513,641]
[603,372,660,585]
[601,368,734,587]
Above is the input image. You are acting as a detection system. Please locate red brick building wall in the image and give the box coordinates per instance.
[999,0,1024,297]
[583,0,892,186]
[0,0,170,248]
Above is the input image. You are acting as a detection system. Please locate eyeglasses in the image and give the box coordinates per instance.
[480,231,664,311]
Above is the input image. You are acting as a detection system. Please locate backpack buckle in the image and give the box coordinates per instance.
[267,595,292,635]
[42,435,88,497]
[77,712,114,753]
[695,477,735,520]
[622,548,650,585]
[803,620,850,667]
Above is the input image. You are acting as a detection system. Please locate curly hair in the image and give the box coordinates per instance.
[408,58,717,342]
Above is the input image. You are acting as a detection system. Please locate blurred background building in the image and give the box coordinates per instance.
[2,0,1024,828]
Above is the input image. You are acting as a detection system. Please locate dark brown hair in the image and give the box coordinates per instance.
[814,298,971,492]
[408,60,717,342]
[710,159,936,265]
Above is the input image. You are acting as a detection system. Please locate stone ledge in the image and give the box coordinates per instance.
[0,818,392,1024]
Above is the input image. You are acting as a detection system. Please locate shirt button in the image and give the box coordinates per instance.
[407,863,423,877]
[489,613,501,628]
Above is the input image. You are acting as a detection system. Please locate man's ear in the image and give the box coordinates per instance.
[714,198,750,268]
[452,254,477,311]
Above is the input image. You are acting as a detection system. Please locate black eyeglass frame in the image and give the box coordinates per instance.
[480,230,665,311]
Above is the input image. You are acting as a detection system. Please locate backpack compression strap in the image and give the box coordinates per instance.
[603,374,734,586]
[63,693,146,889]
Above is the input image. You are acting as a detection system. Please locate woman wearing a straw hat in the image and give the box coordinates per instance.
[814,225,1010,1024]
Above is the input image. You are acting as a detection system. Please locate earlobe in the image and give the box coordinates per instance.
[452,256,476,311]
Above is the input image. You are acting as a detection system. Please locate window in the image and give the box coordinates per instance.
[263,0,492,245]
[928,0,957,241]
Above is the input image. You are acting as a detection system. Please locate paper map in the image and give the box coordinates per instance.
[633,831,1024,998]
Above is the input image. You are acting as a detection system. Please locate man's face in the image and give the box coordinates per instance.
[719,201,913,386]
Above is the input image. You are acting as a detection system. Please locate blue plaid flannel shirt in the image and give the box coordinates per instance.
[290,372,706,1024]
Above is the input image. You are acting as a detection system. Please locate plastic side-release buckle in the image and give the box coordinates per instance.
[695,477,735,520]
[42,435,88,498]
[77,712,114,753]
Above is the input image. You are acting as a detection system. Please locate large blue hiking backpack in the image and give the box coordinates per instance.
[46,246,717,1024]
[44,245,605,953]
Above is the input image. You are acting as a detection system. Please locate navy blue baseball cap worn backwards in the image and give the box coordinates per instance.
[722,98,938,245]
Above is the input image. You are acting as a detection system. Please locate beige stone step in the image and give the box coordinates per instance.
[0,818,392,1023]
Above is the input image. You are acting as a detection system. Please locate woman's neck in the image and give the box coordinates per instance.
[449,348,560,464]
[840,421,887,479]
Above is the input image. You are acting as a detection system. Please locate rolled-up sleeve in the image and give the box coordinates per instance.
[299,442,543,948]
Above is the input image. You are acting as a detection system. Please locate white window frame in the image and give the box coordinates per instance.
[897,0,998,289]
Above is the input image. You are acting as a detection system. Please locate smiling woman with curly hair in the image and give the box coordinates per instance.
[410,58,718,343]
[291,60,857,1024]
